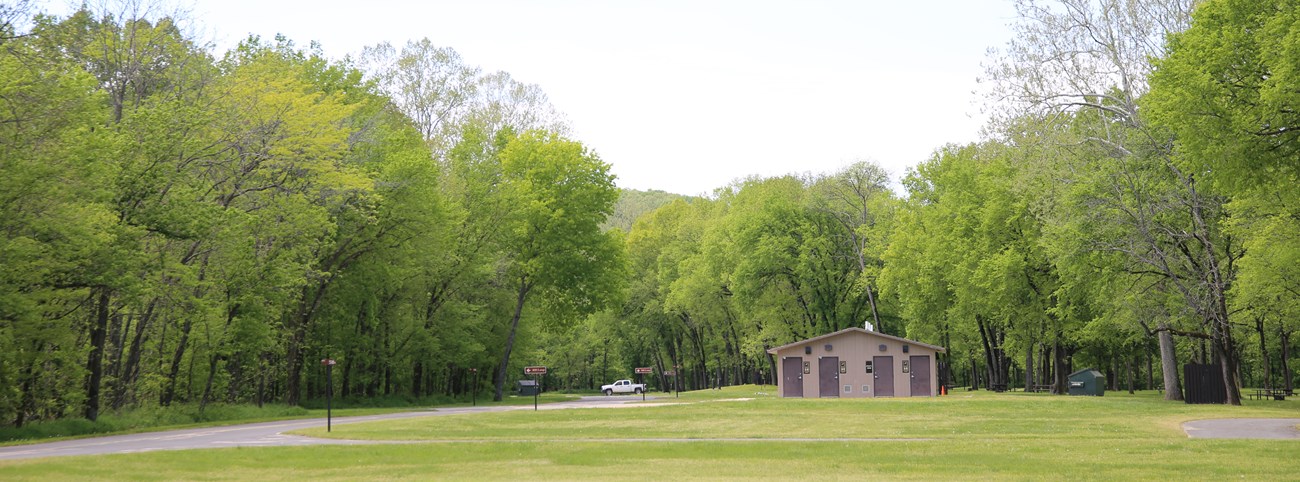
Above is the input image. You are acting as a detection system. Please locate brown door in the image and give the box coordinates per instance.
[873,356,894,397]
[910,355,931,396]
[819,357,840,397]
[782,357,804,397]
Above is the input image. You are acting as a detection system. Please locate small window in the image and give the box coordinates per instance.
[862,385,870,393]
[843,385,852,393]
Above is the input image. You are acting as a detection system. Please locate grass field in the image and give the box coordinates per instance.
[0,386,1297,480]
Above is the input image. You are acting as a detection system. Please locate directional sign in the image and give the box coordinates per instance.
[524,366,548,375]
[634,367,653,374]
[664,370,676,376]
[321,358,336,366]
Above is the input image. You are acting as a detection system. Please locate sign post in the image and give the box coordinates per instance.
[635,367,653,401]
[321,358,336,432]
[666,366,680,398]
[524,366,547,411]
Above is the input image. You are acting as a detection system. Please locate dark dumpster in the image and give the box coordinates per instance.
[516,379,539,396]
[1067,368,1105,396]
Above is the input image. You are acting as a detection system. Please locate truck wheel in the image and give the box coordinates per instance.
[604,389,612,396]
[635,387,643,394]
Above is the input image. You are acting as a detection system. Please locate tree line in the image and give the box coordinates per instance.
[0,0,1295,430]
[0,1,621,426]
[582,0,1297,405]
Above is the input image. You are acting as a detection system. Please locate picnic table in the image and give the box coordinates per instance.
[1249,388,1293,401]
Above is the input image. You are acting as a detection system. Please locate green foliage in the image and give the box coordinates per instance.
[602,189,691,232]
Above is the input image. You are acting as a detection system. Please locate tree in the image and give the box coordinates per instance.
[0,18,119,425]
[1146,0,1300,395]
[491,131,624,401]
[984,0,1247,403]
[808,161,895,333]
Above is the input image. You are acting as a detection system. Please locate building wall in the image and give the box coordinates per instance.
[772,330,941,398]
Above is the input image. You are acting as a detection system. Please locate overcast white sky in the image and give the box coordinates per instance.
[43,0,1020,196]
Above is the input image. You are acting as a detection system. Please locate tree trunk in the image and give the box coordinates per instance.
[1157,324,1183,401]
[1025,343,1035,390]
[1146,343,1154,391]
[1053,340,1068,394]
[977,317,997,388]
[84,288,111,421]
[1107,358,1118,392]
[1213,332,1241,405]
[493,277,531,402]
[1281,328,1293,394]
[1256,315,1271,390]
[113,298,157,410]
[161,315,194,407]
[1126,353,1135,394]
[199,354,222,412]
[15,346,40,428]
[284,276,331,406]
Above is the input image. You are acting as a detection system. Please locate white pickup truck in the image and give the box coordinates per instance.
[600,379,646,395]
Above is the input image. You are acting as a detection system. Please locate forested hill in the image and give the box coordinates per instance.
[603,189,693,232]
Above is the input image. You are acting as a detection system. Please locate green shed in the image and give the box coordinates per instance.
[1067,368,1105,396]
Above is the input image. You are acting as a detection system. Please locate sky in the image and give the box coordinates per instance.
[43,0,1021,196]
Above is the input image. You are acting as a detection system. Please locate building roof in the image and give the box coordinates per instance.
[765,327,947,354]
[1068,368,1105,378]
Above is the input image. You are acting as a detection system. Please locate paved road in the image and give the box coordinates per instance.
[1183,418,1300,439]
[0,395,658,461]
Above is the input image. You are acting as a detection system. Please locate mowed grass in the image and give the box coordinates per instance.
[1,386,1297,481]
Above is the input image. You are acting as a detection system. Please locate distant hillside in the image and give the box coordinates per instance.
[603,189,692,232]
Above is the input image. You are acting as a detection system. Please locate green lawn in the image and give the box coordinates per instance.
[1,387,1297,480]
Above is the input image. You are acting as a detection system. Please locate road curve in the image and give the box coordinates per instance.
[0,396,658,461]
[1182,418,1300,439]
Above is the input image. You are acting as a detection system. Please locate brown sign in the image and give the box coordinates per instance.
[524,366,547,375]
[634,367,653,374]
[664,370,676,376]
[321,358,336,366]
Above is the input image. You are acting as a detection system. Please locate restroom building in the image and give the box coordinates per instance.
[767,327,945,398]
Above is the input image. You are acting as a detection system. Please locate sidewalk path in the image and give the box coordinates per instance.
[1182,418,1300,439]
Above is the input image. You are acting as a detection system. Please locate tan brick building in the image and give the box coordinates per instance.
[767,327,946,398]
